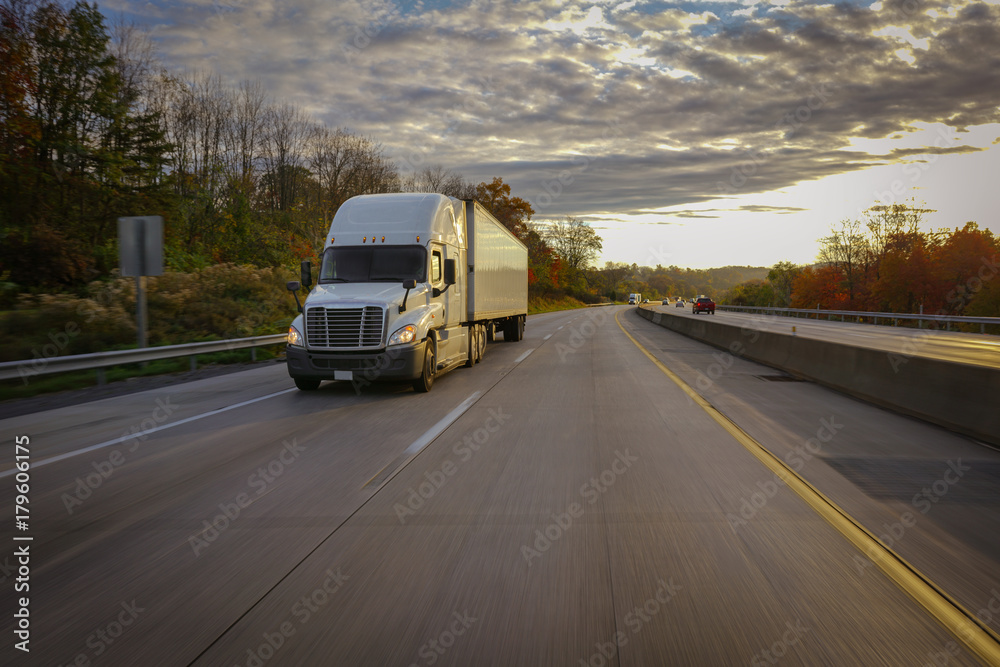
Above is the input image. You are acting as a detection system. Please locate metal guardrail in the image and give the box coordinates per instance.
[715,305,1000,333]
[0,333,287,383]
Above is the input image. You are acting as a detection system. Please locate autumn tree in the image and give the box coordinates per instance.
[475,177,533,239]
[934,222,998,315]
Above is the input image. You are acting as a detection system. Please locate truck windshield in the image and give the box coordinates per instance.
[319,246,427,283]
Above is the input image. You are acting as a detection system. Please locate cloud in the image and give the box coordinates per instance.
[111,0,1000,225]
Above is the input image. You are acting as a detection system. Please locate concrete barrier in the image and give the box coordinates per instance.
[638,307,1000,447]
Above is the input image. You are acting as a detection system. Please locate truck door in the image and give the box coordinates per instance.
[430,243,464,364]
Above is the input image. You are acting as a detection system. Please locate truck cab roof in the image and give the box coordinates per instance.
[328,193,465,248]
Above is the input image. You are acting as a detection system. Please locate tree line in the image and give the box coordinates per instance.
[0,0,603,301]
[722,203,1000,317]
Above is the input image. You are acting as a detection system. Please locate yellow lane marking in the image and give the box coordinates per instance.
[615,309,1000,665]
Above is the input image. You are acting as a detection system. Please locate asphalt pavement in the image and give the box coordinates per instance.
[2,306,998,666]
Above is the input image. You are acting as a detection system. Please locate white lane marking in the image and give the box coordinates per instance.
[544,334,552,340]
[557,325,565,330]
[514,349,534,364]
[0,388,297,478]
[365,391,484,489]
[401,392,481,458]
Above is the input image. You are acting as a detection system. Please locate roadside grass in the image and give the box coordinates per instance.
[528,295,594,315]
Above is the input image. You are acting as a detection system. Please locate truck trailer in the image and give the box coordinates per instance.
[285,193,528,392]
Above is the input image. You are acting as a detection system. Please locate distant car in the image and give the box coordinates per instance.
[662,298,670,305]
[692,297,716,314]
[675,300,684,308]
[642,298,649,304]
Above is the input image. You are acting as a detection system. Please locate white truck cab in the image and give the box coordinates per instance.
[286,193,527,392]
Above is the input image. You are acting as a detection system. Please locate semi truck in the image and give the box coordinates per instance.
[285,193,528,392]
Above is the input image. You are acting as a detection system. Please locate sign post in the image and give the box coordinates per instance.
[118,216,163,349]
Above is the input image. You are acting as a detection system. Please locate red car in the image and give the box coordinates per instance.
[692,297,716,314]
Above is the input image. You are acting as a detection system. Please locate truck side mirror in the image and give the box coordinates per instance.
[300,260,312,289]
[400,279,417,313]
[287,280,303,313]
[444,259,456,286]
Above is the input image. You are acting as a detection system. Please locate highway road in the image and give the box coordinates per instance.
[2,306,999,666]
[652,302,1000,370]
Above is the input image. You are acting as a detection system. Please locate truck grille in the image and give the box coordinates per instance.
[305,306,385,349]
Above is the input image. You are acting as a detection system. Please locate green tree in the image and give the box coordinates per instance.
[767,261,802,307]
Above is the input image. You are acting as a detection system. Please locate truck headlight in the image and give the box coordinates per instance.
[287,325,304,347]
[388,324,416,346]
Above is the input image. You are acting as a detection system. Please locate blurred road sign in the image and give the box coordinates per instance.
[118,216,163,277]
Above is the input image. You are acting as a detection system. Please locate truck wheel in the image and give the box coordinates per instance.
[465,326,478,367]
[501,320,513,341]
[413,341,435,392]
[516,316,524,341]
[477,324,487,359]
[294,378,321,391]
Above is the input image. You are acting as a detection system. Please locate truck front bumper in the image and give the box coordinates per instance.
[286,341,426,383]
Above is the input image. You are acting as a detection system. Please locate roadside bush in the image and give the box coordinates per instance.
[0,264,298,362]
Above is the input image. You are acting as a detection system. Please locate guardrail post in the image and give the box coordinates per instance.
[97,368,106,386]
[251,347,257,362]
[190,355,197,371]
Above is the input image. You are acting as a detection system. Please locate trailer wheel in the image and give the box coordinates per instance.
[516,316,524,341]
[294,378,321,391]
[413,341,435,392]
[502,319,515,341]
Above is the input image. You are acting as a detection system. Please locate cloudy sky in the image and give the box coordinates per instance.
[104,0,1000,269]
